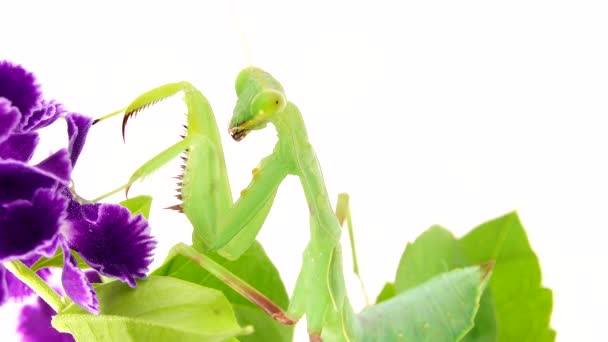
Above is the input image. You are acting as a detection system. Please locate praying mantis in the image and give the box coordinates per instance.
[93,67,491,341]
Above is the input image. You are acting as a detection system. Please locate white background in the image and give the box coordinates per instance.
[1,1,607,341]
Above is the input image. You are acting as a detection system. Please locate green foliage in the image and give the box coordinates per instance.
[359,265,492,341]
[374,282,395,304]
[380,212,553,341]
[460,213,555,341]
[52,276,251,342]
[394,226,498,341]
[153,241,293,342]
[119,195,153,219]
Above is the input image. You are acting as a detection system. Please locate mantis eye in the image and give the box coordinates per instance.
[250,90,286,117]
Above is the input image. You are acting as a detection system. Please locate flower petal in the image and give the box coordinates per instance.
[0,98,20,144]
[0,189,66,261]
[66,203,156,287]
[0,132,39,162]
[61,241,98,314]
[66,113,92,166]
[0,159,66,203]
[63,189,100,222]
[85,270,102,284]
[37,234,61,258]
[35,149,71,185]
[3,270,33,301]
[21,100,66,132]
[17,296,75,342]
[0,61,41,122]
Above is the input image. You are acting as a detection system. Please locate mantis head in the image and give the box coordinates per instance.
[229,67,287,141]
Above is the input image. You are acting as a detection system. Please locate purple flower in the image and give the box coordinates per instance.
[65,202,156,287]
[62,113,156,287]
[0,61,156,317]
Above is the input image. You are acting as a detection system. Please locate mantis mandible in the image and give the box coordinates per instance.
[94,67,490,342]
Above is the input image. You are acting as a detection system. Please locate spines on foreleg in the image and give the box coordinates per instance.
[165,124,190,213]
[121,82,191,141]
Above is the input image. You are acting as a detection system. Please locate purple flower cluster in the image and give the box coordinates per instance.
[0,61,156,322]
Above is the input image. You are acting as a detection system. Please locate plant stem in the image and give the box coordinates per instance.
[2,260,64,312]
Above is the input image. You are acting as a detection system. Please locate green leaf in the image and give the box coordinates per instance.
[52,276,252,342]
[394,226,468,292]
[393,226,498,341]
[120,195,153,219]
[374,282,395,304]
[460,212,555,341]
[232,304,291,342]
[359,264,493,341]
[153,241,293,342]
[382,213,554,341]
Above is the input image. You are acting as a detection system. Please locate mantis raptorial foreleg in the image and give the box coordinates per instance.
[92,137,198,202]
[93,82,284,260]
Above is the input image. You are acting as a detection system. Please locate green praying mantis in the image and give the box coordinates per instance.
[93,67,492,342]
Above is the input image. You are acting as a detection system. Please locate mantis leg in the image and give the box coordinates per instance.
[335,193,369,306]
[285,194,366,339]
[170,243,296,325]
[92,137,193,202]
[213,188,279,259]
[288,223,357,340]
[209,154,288,257]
